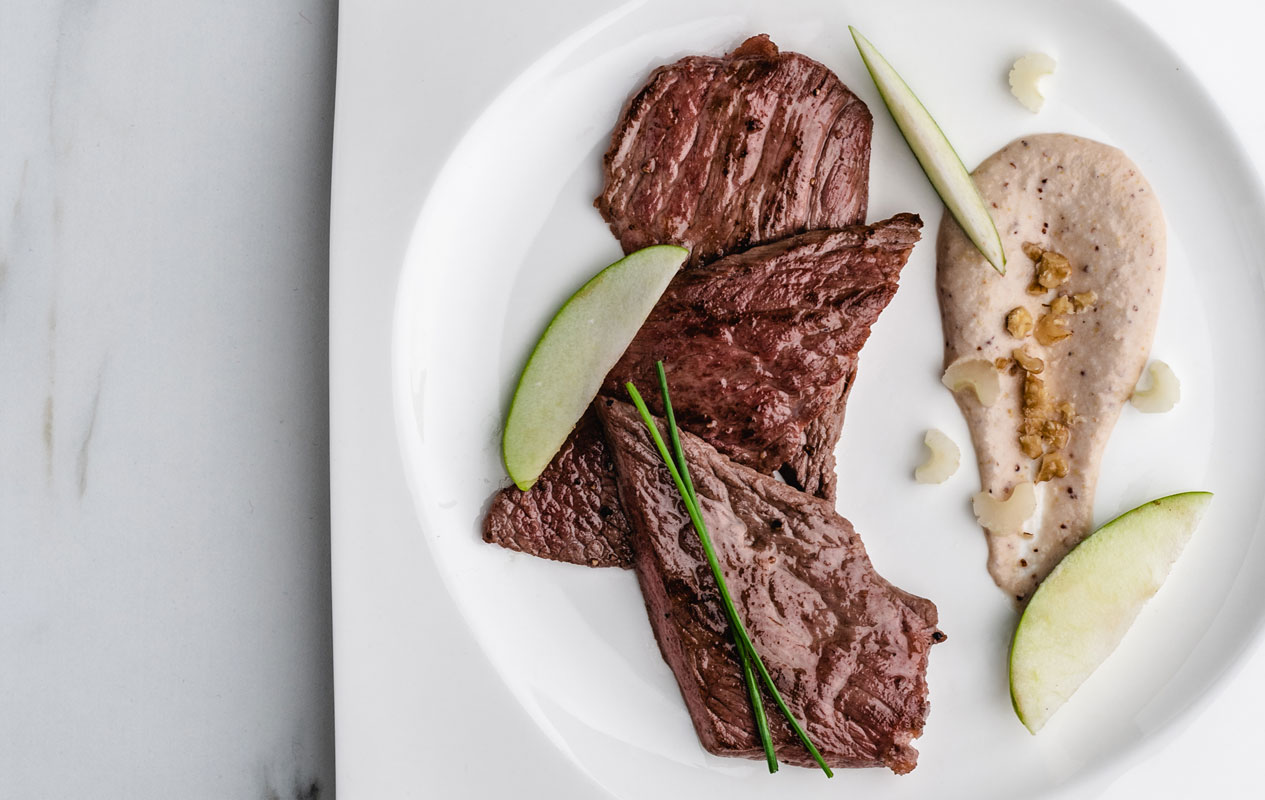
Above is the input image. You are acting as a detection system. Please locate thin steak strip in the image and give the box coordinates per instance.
[596,34,872,269]
[596,399,941,773]
[484,215,922,567]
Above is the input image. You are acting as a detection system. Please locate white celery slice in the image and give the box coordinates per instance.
[1131,360,1180,413]
[1009,53,1056,113]
[942,357,1002,406]
[914,428,960,484]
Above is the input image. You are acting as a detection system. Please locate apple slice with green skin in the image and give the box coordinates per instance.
[502,245,688,490]
[1009,491,1213,733]
[849,26,1006,274]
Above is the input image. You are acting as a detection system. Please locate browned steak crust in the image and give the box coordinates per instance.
[605,214,921,491]
[596,34,872,269]
[596,399,941,773]
[483,408,631,567]
[483,216,921,567]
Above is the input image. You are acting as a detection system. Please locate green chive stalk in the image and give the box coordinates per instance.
[627,371,833,778]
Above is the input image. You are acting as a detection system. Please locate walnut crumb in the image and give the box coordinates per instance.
[1036,453,1070,482]
[1036,251,1072,289]
[1049,295,1075,316]
[1072,290,1098,312]
[1019,434,1044,459]
[1012,347,1044,374]
[1041,419,1070,450]
[1006,307,1034,338]
[1035,311,1072,345]
[1022,373,1048,411]
[1018,373,1075,462]
[1056,401,1077,423]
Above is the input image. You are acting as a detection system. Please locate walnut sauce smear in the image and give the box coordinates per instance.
[936,134,1165,604]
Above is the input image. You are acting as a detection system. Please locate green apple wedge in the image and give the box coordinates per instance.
[1009,491,1213,733]
[502,245,688,490]
[850,26,1006,274]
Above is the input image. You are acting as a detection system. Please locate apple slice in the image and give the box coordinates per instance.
[850,27,1006,274]
[502,245,688,490]
[1009,491,1213,732]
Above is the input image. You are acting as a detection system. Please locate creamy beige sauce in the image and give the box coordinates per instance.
[937,134,1165,603]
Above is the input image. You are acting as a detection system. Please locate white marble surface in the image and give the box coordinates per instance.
[1,2,337,798]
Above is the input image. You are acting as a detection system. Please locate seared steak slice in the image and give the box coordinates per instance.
[596,399,941,773]
[790,378,852,499]
[484,215,921,566]
[604,214,920,493]
[483,408,631,567]
[596,34,872,269]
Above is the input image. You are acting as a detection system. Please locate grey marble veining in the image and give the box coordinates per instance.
[1,2,337,797]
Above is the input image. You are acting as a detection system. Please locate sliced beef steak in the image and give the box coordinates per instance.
[483,408,631,567]
[596,34,872,269]
[604,214,921,493]
[484,216,922,567]
[596,399,941,773]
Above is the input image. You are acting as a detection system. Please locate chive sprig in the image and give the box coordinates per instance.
[627,363,833,777]
[653,364,778,774]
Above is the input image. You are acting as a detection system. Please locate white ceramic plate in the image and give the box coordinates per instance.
[332,0,1265,796]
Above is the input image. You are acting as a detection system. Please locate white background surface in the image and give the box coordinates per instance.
[1,2,336,798]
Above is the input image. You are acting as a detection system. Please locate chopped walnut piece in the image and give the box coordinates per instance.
[1035,311,1072,345]
[1006,307,1034,338]
[994,357,1011,371]
[1049,295,1074,316]
[1019,434,1044,459]
[1056,401,1077,423]
[1022,373,1048,411]
[1022,242,1045,262]
[1018,372,1076,461]
[1036,453,1070,483]
[1012,347,1044,374]
[1072,290,1098,312]
[1036,251,1071,289]
[1041,419,1070,450]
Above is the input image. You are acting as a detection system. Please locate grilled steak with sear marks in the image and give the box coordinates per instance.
[604,214,921,496]
[483,215,922,567]
[596,398,942,773]
[596,34,872,269]
[483,408,632,566]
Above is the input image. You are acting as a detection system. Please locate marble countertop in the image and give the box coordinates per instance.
[1,2,337,797]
